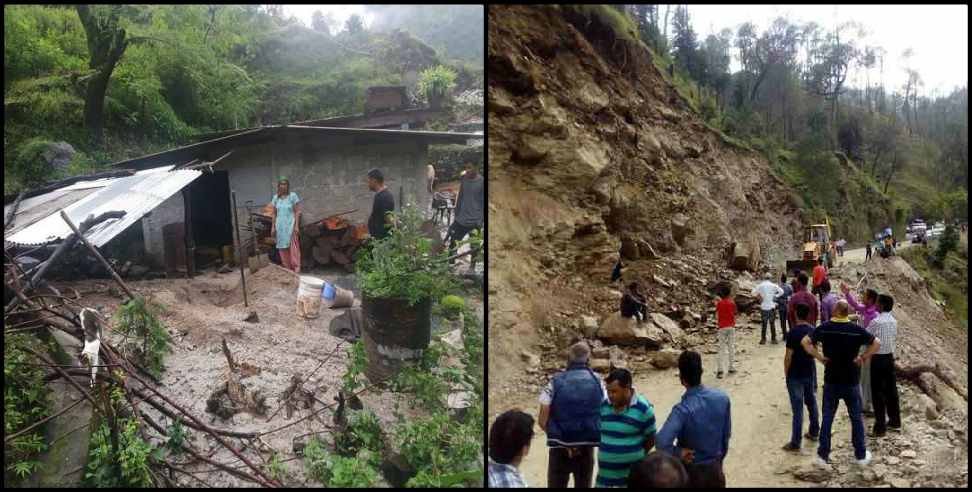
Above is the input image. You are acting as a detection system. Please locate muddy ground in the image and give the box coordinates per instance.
[54,253,483,487]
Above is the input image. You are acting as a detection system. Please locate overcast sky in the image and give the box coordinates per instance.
[684,4,968,96]
[282,5,374,30]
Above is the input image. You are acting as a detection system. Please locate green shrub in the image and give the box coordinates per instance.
[357,204,458,306]
[303,437,380,487]
[440,295,465,316]
[4,335,52,482]
[114,297,171,378]
[84,417,156,487]
[334,410,384,457]
[418,64,458,103]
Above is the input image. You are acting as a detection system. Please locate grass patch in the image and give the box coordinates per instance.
[900,242,968,330]
[563,5,642,45]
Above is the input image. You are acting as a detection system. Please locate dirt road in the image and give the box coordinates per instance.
[508,318,887,487]
[839,241,915,265]
[502,251,919,488]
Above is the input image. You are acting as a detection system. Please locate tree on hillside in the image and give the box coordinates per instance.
[311,10,330,36]
[671,5,704,83]
[803,21,859,149]
[702,29,733,110]
[345,13,365,36]
[75,5,159,148]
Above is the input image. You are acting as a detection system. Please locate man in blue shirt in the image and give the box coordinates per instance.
[538,342,605,487]
[656,350,732,488]
[782,303,820,452]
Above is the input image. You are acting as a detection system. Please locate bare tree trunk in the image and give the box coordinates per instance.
[663,5,671,48]
[76,5,130,149]
[883,149,897,194]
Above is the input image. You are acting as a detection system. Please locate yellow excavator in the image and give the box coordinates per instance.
[786,217,836,275]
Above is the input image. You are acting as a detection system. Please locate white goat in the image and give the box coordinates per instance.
[78,308,103,388]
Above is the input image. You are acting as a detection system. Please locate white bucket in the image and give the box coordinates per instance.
[322,281,355,309]
[297,275,325,319]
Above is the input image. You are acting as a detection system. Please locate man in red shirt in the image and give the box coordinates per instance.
[715,285,737,378]
[811,259,828,303]
[788,272,819,328]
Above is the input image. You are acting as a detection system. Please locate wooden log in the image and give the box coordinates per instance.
[331,249,350,266]
[304,222,323,238]
[312,246,331,265]
[340,226,355,247]
[895,362,968,402]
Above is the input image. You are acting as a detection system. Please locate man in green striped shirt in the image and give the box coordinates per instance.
[596,368,657,488]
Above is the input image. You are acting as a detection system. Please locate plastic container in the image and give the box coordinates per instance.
[322,281,355,309]
[297,275,325,319]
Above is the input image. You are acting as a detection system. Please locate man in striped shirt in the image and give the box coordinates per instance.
[596,368,656,487]
[868,294,901,437]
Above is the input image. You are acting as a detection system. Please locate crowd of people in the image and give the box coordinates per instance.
[489,349,730,488]
[489,258,902,488]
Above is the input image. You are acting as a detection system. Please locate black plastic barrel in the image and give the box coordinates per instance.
[361,295,432,383]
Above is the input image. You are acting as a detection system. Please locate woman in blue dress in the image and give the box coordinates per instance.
[270,177,302,272]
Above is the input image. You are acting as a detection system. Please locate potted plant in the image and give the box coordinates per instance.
[356,204,458,382]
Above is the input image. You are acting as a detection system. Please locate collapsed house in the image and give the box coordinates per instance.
[4,122,476,278]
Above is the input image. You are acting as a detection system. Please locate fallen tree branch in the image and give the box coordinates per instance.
[139,411,269,486]
[124,369,280,487]
[5,210,127,312]
[895,361,968,401]
[130,388,258,439]
[4,397,85,443]
[60,210,136,300]
[257,383,374,437]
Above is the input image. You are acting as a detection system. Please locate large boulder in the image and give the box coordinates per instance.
[581,315,600,337]
[41,141,77,173]
[597,312,665,348]
[650,348,682,369]
[671,214,692,247]
[650,312,684,345]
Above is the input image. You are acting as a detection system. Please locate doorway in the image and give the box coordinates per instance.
[186,170,233,269]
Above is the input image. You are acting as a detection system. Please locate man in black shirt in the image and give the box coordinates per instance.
[782,303,819,452]
[447,162,484,270]
[801,300,881,466]
[620,282,648,323]
[367,169,395,240]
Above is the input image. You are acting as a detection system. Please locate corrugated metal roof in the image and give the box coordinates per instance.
[5,167,201,248]
[111,125,481,170]
[4,188,103,237]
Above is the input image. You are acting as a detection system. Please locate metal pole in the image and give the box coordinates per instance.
[231,190,249,307]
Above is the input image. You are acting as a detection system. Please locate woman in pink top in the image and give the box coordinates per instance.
[841,283,880,414]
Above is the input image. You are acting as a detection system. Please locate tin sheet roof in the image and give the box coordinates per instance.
[4,188,104,237]
[5,166,201,248]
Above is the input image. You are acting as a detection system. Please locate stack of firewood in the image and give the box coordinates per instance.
[300,214,367,268]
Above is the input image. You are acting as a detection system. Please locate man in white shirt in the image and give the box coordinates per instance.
[868,294,901,437]
[752,272,785,345]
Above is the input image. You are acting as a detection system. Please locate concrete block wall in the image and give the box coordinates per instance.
[225,132,431,227]
[141,192,185,269]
